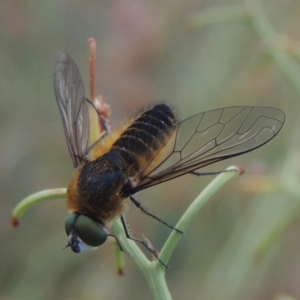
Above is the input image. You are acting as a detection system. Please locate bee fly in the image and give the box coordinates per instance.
[54,52,285,266]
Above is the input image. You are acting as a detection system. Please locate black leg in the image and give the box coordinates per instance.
[190,169,234,176]
[86,97,110,134]
[129,195,183,234]
[107,233,123,251]
[120,215,168,268]
[84,98,110,156]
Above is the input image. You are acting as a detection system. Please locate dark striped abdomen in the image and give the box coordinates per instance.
[111,104,177,173]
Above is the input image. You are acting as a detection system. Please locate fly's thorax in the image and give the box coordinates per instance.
[78,154,126,197]
[73,152,131,221]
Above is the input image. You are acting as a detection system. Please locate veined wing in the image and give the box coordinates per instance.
[54,52,90,168]
[132,106,285,193]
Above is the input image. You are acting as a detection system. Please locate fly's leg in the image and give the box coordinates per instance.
[190,170,229,176]
[120,214,168,268]
[107,233,123,251]
[86,97,110,135]
[129,195,183,234]
[190,167,243,176]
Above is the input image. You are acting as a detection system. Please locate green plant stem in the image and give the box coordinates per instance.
[11,188,67,226]
[144,267,171,300]
[111,219,172,300]
[159,166,241,264]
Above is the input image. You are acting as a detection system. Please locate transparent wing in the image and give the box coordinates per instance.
[131,106,285,193]
[54,52,90,168]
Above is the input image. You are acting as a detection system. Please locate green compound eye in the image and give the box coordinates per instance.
[75,215,108,247]
[65,213,108,247]
[65,213,78,236]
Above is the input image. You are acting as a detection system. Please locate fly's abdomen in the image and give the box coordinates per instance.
[111,104,177,171]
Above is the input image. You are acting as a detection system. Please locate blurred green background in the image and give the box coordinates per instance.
[1,0,300,299]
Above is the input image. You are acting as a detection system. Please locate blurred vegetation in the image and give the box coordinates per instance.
[1,0,300,299]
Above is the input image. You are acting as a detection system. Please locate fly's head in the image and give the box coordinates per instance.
[64,213,108,253]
